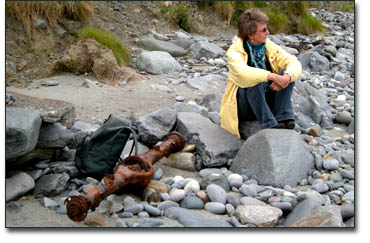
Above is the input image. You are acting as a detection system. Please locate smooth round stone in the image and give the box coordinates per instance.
[205,202,226,214]
[184,179,200,194]
[143,203,161,216]
[344,184,354,192]
[323,158,340,171]
[227,174,243,188]
[169,189,186,202]
[225,203,235,217]
[340,203,354,220]
[206,184,227,204]
[335,111,352,125]
[329,172,343,183]
[123,196,136,207]
[173,175,184,184]
[199,168,223,178]
[157,200,179,211]
[180,196,204,209]
[138,218,164,227]
[312,179,330,193]
[176,96,185,102]
[138,211,150,218]
[119,212,133,218]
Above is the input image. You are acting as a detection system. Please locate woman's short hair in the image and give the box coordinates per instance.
[237,8,269,40]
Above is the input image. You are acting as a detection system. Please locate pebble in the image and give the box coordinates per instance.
[323,158,340,170]
[180,196,204,209]
[169,189,186,202]
[142,202,161,216]
[205,202,226,214]
[206,184,227,204]
[157,200,179,211]
[227,174,243,188]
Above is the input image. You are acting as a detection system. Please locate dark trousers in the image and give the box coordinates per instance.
[237,79,295,129]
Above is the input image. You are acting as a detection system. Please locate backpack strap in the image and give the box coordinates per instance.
[117,127,138,165]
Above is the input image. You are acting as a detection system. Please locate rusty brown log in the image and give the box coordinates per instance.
[65,131,185,222]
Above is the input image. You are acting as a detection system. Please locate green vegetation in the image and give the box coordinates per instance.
[78,27,131,66]
[198,1,333,35]
[6,1,93,41]
[162,1,202,32]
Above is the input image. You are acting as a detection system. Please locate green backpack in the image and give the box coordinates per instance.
[75,114,138,178]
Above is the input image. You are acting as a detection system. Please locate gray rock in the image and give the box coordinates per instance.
[227,174,243,188]
[33,173,70,196]
[292,80,334,130]
[298,51,330,72]
[239,197,266,206]
[6,108,42,160]
[312,179,330,193]
[291,205,344,227]
[230,129,314,187]
[37,123,74,149]
[189,40,225,59]
[205,202,226,214]
[296,190,325,204]
[172,102,209,118]
[186,74,225,91]
[339,169,354,180]
[164,207,232,227]
[199,168,223,178]
[137,218,164,227]
[42,197,59,209]
[6,172,35,202]
[136,51,183,75]
[270,202,293,213]
[200,93,223,113]
[235,205,282,227]
[124,203,144,215]
[323,158,340,171]
[347,119,354,134]
[139,37,187,57]
[136,108,177,147]
[178,112,243,167]
[169,189,186,202]
[157,200,179,211]
[341,149,354,167]
[206,184,227,204]
[169,39,195,49]
[208,112,220,125]
[200,174,230,192]
[283,199,322,227]
[239,184,257,197]
[340,203,354,220]
[335,111,353,125]
[180,196,204,209]
[165,152,196,171]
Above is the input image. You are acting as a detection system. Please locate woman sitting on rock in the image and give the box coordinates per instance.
[220,8,302,139]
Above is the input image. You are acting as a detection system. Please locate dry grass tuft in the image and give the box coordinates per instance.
[6,1,93,40]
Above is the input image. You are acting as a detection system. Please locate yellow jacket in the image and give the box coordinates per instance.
[220,37,302,138]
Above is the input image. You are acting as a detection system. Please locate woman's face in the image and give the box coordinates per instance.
[248,22,269,44]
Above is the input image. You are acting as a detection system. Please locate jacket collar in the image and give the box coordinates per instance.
[234,37,275,57]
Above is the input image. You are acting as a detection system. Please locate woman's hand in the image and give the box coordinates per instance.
[267,73,290,91]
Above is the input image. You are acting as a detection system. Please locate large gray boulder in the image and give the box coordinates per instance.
[37,122,75,149]
[297,51,330,72]
[139,37,187,57]
[292,80,334,130]
[136,108,178,147]
[230,129,314,187]
[6,108,42,160]
[189,40,225,59]
[6,172,35,202]
[136,51,183,75]
[177,112,243,167]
